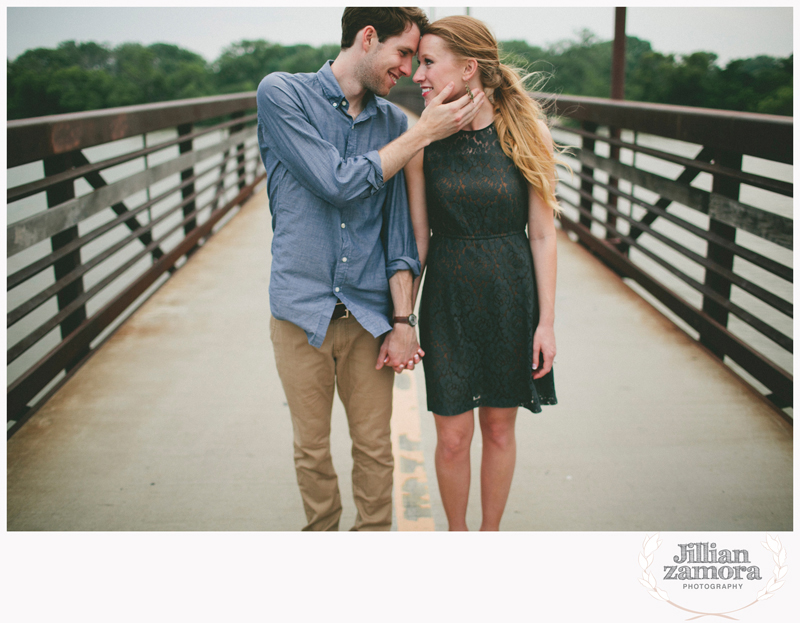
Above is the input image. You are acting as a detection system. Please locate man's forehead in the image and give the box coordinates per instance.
[383,22,421,52]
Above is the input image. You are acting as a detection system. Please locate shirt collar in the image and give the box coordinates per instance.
[317,60,377,119]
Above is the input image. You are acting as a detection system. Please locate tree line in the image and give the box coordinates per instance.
[502,30,792,116]
[7,33,792,120]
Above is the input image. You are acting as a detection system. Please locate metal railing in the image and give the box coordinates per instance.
[543,94,792,414]
[7,94,266,434]
[7,88,793,433]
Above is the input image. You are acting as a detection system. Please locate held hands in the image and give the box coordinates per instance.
[418,82,486,143]
[532,324,556,380]
[376,324,425,373]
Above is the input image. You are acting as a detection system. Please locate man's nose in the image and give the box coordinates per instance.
[400,56,413,77]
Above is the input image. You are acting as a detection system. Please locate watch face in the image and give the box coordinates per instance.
[408,313,418,327]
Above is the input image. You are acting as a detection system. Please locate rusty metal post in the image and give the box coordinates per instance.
[178,123,197,235]
[606,7,627,243]
[230,111,247,191]
[701,149,742,358]
[611,8,627,101]
[44,152,89,371]
[579,121,598,230]
[178,123,200,258]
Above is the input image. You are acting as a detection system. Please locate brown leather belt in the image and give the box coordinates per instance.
[331,303,351,320]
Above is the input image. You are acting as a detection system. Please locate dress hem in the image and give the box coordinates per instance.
[427,396,557,417]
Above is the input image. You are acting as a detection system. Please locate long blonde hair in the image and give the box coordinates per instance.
[424,15,563,215]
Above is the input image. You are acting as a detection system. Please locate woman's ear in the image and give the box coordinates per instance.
[463,59,478,81]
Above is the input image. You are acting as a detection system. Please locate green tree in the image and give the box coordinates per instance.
[7,40,215,118]
[213,40,291,93]
[212,40,338,93]
[48,65,114,113]
[626,51,677,104]
[147,43,214,100]
[8,41,115,118]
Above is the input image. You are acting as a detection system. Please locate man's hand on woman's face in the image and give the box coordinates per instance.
[418,82,486,142]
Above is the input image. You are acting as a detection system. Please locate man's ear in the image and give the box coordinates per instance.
[463,58,478,81]
[361,25,377,52]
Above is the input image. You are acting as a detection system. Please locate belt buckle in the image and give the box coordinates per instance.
[343,308,350,319]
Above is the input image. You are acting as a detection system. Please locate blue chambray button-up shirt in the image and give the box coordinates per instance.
[257,61,420,348]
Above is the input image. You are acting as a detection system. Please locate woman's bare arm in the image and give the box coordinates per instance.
[405,149,430,309]
[528,120,558,379]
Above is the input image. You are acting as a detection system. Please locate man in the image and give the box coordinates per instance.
[257,7,484,531]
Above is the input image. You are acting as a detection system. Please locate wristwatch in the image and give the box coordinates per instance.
[393,313,418,327]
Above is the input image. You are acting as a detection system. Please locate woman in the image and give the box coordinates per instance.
[405,15,559,531]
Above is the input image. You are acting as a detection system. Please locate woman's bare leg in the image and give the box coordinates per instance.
[433,410,474,531]
[478,406,518,531]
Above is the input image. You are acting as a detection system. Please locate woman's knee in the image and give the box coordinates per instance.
[479,410,517,450]
[435,414,473,460]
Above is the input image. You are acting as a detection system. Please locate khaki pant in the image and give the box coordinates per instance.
[270,315,395,531]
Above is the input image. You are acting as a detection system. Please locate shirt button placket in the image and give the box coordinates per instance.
[338,203,350,296]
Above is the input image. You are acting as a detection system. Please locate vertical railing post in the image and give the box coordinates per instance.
[178,123,196,230]
[700,149,742,358]
[606,131,621,241]
[230,111,247,191]
[178,123,199,256]
[579,121,598,230]
[44,152,89,371]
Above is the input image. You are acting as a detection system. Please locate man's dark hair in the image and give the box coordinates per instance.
[341,7,429,48]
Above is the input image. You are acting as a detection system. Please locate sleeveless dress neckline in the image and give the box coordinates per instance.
[459,121,495,133]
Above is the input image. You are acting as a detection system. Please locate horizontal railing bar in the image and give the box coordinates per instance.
[579,149,711,213]
[562,171,792,317]
[7,166,251,328]
[561,190,793,352]
[555,123,793,197]
[564,195,794,354]
[7,144,255,290]
[539,92,793,164]
[7,172,266,420]
[580,150,793,249]
[8,166,196,292]
[72,150,166,265]
[13,92,787,169]
[7,113,258,204]
[709,193,793,250]
[555,212,792,404]
[8,92,258,168]
[9,210,200,364]
[558,166,792,283]
[560,164,792,281]
[623,146,712,245]
[7,127,256,257]
[7,169,253,364]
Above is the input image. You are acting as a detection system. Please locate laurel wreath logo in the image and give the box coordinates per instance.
[638,533,788,620]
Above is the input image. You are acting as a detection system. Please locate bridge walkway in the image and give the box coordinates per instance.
[7,187,792,531]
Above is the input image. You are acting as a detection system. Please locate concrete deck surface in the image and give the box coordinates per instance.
[7,188,792,531]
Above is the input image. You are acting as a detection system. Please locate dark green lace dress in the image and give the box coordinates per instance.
[419,124,557,416]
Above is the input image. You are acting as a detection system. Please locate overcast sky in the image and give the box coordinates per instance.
[5,4,794,67]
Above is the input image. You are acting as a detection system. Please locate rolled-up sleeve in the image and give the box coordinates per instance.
[382,165,421,280]
[257,74,384,208]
